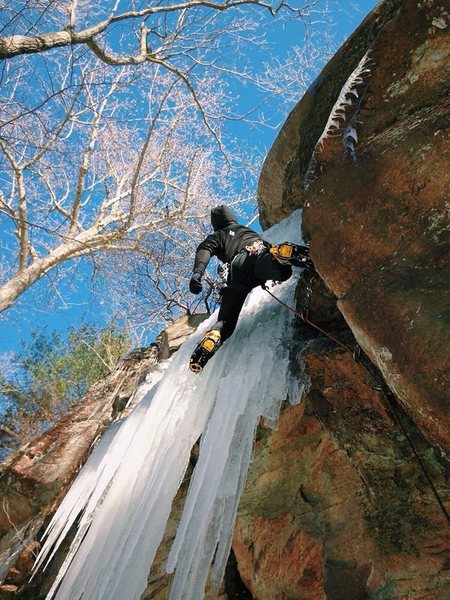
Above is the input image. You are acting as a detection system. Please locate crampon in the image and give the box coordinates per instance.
[189,330,221,373]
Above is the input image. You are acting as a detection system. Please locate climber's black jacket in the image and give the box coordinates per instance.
[192,205,263,276]
[191,204,292,343]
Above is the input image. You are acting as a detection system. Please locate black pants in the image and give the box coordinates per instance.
[212,251,292,342]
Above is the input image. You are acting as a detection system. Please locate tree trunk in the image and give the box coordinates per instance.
[0,240,90,312]
[0,223,112,312]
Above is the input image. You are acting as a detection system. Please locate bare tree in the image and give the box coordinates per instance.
[0,61,222,311]
[0,1,321,61]
[0,0,328,318]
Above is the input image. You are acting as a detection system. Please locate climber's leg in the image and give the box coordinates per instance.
[189,283,249,372]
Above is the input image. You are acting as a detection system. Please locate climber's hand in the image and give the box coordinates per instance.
[189,273,203,295]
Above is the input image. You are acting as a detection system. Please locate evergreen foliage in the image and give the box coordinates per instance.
[0,322,131,459]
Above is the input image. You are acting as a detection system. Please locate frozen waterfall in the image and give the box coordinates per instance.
[33,210,309,600]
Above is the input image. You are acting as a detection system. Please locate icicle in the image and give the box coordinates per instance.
[342,124,358,162]
[32,366,168,592]
[33,210,309,600]
[303,51,373,189]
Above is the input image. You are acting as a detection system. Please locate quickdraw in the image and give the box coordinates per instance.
[204,266,228,304]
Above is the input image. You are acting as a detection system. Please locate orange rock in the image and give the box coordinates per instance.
[258,0,450,455]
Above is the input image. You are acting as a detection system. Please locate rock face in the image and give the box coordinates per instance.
[234,280,449,599]
[258,0,449,454]
[159,314,209,359]
[1,1,449,598]
[239,0,450,597]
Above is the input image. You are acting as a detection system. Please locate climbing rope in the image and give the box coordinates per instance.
[263,283,353,354]
[363,360,450,525]
[264,282,450,525]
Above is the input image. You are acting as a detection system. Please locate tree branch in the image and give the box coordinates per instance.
[15,169,28,271]
[69,77,120,236]
[79,339,112,371]
[0,0,307,60]
[22,84,83,170]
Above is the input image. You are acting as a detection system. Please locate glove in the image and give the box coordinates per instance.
[189,272,203,295]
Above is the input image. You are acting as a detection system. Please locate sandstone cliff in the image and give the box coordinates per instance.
[257,0,449,456]
[238,0,449,597]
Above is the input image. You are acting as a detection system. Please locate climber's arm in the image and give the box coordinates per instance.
[192,234,221,277]
[189,234,221,294]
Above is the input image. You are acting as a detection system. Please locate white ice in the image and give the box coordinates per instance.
[33,210,309,600]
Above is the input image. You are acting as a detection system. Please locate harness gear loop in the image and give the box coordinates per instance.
[245,239,266,255]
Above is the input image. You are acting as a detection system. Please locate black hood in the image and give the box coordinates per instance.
[210,205,238,231]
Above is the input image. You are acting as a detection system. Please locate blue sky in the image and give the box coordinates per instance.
[0,0,378,357]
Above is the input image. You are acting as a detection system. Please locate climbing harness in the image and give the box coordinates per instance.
[264,281,450,525]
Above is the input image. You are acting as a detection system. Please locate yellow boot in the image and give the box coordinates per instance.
[189,330,222,373]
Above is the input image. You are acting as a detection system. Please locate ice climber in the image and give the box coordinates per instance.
[188,205,314,372]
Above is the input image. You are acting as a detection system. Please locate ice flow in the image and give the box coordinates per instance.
[33,210,308,600]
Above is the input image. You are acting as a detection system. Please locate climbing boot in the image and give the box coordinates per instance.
[189,330,222,373]
[270,242,314,270]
